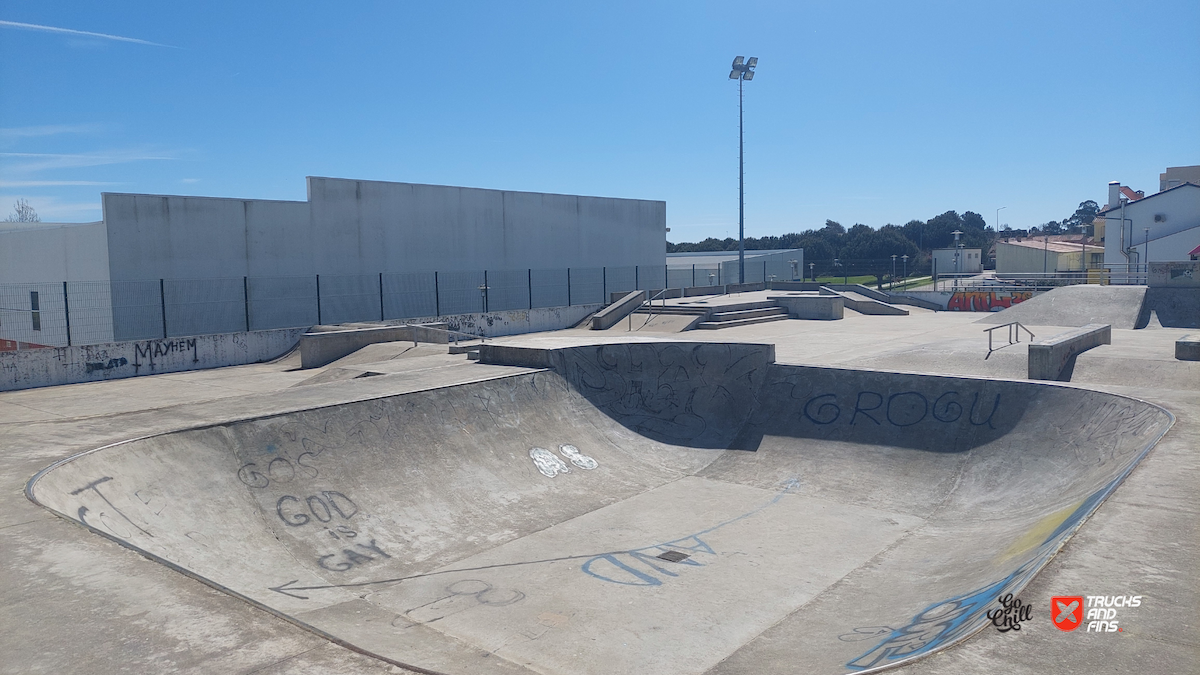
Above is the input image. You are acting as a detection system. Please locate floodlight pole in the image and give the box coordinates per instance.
[738,73,745,284]
[730,55,757,284]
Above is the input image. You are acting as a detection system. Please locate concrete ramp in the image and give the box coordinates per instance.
[976,285,1148,328]
[26,341,1171,674]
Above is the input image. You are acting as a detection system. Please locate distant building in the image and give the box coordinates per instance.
[995,239,1104,274]
[931,247,982,275]
[1160,165,1200,192]
[665,249,804,284]
[1098,173,1200,272]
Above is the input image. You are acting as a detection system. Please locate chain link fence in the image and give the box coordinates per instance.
[2,260,981,350]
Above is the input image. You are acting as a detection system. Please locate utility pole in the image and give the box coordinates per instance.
[729,56,758,284]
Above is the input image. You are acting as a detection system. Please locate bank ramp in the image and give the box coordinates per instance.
[976,285,1149,328]
[27,341,1171,674]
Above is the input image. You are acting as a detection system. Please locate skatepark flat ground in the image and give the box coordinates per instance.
[1,306,1196,674]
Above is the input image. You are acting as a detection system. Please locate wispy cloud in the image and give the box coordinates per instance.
[0,20,176,48]
[0,150,177,173]
[0,124,101,140]
[0,195,101,222]
[0,180,120,187]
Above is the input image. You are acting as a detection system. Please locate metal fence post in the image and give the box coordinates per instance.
[692,264,696,287]
[528,269,533,309]
[635,266,639,290]
[62,281,72,346]
[315,274,322,324]
[483,270,489,313]
[434,271,440,316]
[243,276,250,332]
[602,267,606,301]
[160,278,168,338]
[567,268,572,306]
[379,272,385,321]
[764,260,767,283]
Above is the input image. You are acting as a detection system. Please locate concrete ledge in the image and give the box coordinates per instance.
[1028,323,1111,380]
[726,282,767,293]
[299,323,448,369]
[592,291,647,330]
[1177,335,1200,361]
[683,285,725,297]
[767,294,844,320]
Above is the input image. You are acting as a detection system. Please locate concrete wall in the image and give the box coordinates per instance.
[1150,261,1200,288]
[307,178,666,272]
[102,194,313,280]
[391,303,602,338]
[0,327,307,392]
[102,178,666,282]
[0,221,109,283]
[1103,183,1200,267]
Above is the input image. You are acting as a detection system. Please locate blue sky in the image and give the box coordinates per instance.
[1,1,1197,241]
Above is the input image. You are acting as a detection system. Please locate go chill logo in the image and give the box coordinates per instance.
[1052,595,1142,633]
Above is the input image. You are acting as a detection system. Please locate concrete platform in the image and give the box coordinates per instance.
[2,309,1197,674]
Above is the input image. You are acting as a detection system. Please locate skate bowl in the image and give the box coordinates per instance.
[26,341,1172,674]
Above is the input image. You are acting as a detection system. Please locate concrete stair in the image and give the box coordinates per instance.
[695,306,788,329]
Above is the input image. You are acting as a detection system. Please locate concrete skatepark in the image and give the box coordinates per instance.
[2,287,1198,674]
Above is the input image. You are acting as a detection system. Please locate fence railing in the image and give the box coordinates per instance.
[0,264,758,350]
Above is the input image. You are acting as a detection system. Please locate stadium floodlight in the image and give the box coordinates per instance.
[729,55,759,283]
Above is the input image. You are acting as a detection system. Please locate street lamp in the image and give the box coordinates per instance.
[996,206,1006,232]
[729,55,758,284]
[788,259,798,280]
[809,262,815,281]
[901,254,909,287]
[891,254,897,289]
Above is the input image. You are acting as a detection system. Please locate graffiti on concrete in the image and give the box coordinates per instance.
[802,389,1002,430]
[581,478,798,587]
[946,291,1033,312]
[133,337,198,372]
[85,357,128,373]
[530,444,598,477]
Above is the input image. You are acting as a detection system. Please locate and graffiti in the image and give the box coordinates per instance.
[802,389,1002,430]
[133,337,198,372]
[946,291,1033,312]
[85,357,128,373]
[581,478,798,587]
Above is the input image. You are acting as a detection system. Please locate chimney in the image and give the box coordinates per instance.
[1108,181,1121,209]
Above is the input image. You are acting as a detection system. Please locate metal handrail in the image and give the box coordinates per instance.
[635,289,671,330]
[984,321,1034,360]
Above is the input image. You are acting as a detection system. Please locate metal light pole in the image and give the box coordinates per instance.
[996,206,1006,232]
[809,262,815,281]
[891,254,897,289]
[729,56,757,284]
[1144,227,1151,283]
[901,254,909,286]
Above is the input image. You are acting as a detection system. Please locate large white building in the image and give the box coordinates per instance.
[0,177,667,344]
[1099,168,1200,276]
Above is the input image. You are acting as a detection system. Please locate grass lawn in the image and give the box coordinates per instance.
[812,274,878,285]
